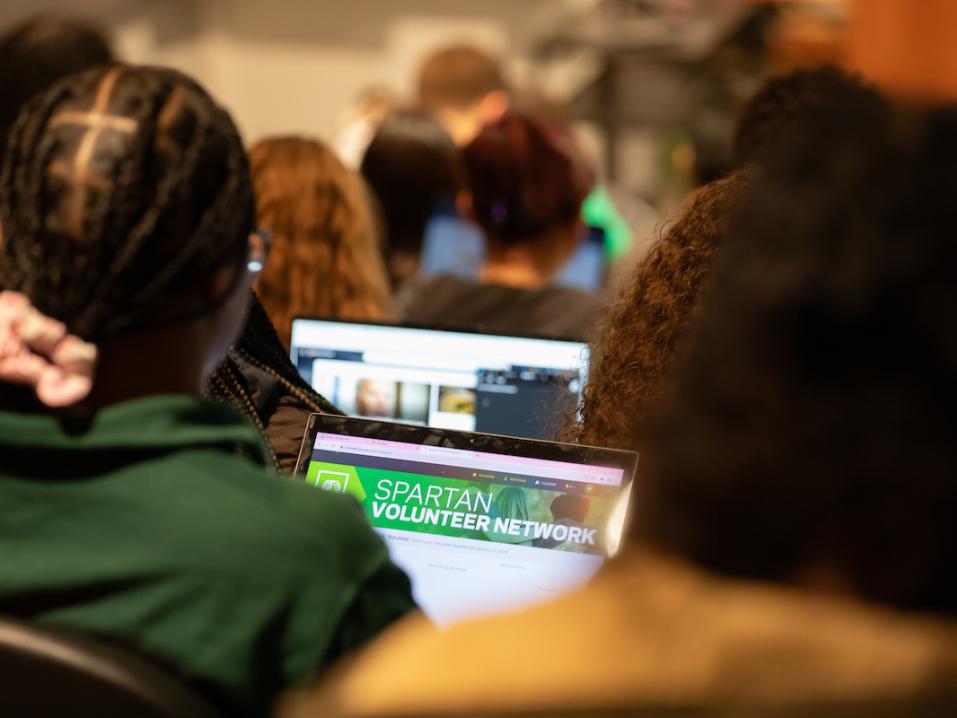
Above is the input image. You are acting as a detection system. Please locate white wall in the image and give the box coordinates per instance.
[197,0,521,143]
[0,0,563,144]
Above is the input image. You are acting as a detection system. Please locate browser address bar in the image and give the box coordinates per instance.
[318,440,603,483]
[361,350,482,372]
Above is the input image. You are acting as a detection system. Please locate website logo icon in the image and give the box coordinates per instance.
[317,470,350,494]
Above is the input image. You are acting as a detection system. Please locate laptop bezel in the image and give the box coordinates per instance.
[295,412,637,493]
[288,314,593,349]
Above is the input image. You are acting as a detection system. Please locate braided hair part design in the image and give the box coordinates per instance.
[0,64,254,341]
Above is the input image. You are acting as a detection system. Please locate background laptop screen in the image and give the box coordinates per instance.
[304,428,631,626]
[290,319,590,440]
[420,211,607,292]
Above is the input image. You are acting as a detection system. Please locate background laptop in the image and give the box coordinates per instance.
[296,414,637,626]
[419,210,607,293]
[290,319,590,440]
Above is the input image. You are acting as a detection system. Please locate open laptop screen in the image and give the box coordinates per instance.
[290,319,590,440]
[297,415,636,626]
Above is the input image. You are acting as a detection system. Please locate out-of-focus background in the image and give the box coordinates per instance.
[2,0,951,208]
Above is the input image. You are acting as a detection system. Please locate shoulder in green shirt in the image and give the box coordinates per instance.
[0,394,416,716]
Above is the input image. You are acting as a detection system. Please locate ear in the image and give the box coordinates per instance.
[478,90,509,124]
[204,263,236,304]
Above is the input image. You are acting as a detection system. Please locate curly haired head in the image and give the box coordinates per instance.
[733,66,873,168]
[573,170,748,450]
[639,95,957,614]
[249,136,390,348]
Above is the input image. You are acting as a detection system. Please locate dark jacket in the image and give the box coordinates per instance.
[208,294,343,475]
[225,351,341,474]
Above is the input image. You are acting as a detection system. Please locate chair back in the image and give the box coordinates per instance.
[0,618,221,717]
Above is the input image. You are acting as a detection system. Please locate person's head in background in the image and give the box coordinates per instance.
[418,44,509,147]
[0,64,254,411]
[0,15,113,159]
[572,170,747,450]
[360,110,461,288]
[638,95,957,615]
[464,113,593,289]
[733,65,872,168]
[249,137,390,349]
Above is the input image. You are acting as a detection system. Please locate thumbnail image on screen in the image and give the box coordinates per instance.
[290,320,590,440]
[336,378,430,423]
[304,430,629,626]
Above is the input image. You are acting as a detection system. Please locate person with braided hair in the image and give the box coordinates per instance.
[0,13,339,480]
[0,64,414,716]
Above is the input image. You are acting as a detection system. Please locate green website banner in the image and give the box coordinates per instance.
[306,460,615,555]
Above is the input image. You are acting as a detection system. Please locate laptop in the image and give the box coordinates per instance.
[290,319,590,440]
[296,413,638,626]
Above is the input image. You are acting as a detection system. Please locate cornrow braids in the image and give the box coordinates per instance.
[206,294,342,472]
[0,64,254,341]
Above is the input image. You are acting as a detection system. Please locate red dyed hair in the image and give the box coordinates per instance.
[462,113,592,246]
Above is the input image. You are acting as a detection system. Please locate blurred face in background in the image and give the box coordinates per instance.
[418,45,509,146]
[355,378,396,418]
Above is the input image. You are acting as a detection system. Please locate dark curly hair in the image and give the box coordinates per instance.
[733,66,873,168]
[571,170,748,450]
[639,93,957,615]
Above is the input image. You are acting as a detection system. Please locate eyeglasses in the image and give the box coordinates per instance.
[248,228,272,277]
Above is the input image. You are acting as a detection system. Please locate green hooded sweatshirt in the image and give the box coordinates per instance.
[0,394,416,716]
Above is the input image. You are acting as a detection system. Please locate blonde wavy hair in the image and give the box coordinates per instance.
[249,137,390,348]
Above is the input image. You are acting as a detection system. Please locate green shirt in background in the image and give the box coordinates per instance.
[0,395,416,717]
